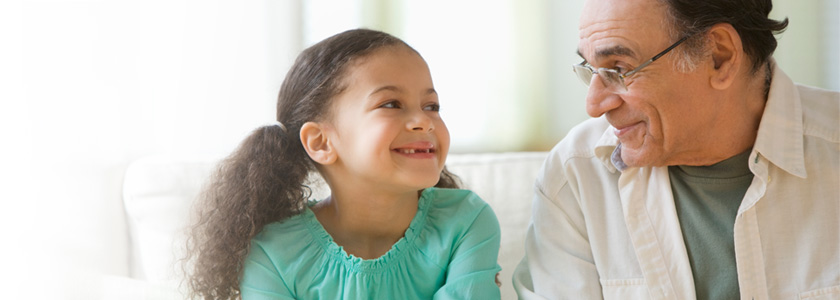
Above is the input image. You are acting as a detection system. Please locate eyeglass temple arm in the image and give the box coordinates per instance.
[624,35,691,77]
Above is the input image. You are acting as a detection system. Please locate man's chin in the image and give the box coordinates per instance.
[619,147,659,168]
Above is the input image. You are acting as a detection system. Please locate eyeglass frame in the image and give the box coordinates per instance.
[572,34,691,93]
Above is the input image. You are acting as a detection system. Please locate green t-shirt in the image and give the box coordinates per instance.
[240,187,502,300]
[669,150,754,300]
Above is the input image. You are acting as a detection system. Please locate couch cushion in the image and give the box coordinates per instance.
[445,152,547,299]
[122,152,547,298]
[122,155,220,284]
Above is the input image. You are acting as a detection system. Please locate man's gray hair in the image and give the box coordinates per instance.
[657,0,788,75]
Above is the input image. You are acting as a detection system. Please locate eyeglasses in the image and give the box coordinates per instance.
[572,35,690,94]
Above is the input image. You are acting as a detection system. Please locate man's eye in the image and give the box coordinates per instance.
[424,103,440,112]
[612,64,630,73]
[380,101,401,109]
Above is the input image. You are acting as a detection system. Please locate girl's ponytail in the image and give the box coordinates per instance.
[186,123,312,299]
[436,166,462,189]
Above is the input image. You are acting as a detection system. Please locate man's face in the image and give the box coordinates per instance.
[578,0,721,167]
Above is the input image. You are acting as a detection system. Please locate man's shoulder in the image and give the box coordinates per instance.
[537,117,615,192]
[547,117,613,166]
[797,84,840,143]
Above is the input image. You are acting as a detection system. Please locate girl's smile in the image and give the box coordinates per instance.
[392,141,437,158]
[310,44,450,193]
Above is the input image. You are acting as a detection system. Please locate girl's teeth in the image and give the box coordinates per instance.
[398,149,431,154]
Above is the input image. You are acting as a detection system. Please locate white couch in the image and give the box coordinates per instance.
[114,151,549,300]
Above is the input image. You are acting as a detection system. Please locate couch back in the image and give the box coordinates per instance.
[122,151,548,299]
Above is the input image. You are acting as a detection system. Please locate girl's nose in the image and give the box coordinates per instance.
[407,111,434,132]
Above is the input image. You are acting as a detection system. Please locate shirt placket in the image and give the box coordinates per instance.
[618,166,695,300]
[734,151,771,300]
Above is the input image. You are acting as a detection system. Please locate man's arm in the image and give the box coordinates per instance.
[512,171,603,299]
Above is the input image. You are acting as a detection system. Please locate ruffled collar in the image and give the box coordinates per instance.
[301,188,435,273]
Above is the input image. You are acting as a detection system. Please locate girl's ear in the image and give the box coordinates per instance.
[300,122,337,165]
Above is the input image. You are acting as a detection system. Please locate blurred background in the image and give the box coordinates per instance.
[1,0,837,298]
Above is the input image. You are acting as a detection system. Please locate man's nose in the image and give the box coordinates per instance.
[585,75,622,118]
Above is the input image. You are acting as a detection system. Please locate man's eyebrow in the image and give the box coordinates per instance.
[576,45,639,62]
[598,45,637,59]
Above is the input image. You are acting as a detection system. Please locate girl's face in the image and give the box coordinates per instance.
[323,46,450,192]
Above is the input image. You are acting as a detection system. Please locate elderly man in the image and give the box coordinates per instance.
[513,0,840,299]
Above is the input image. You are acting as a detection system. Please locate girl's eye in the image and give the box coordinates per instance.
[424,103,440,112]
[380,100,401,109]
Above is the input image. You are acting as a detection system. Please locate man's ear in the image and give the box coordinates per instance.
[300,122,337,165]
[707,23,743,90]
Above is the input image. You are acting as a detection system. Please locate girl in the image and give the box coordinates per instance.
[186,29,501,299]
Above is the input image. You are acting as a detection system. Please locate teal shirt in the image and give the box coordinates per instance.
[240,187,502,299]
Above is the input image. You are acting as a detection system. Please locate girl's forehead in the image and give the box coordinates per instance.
[342,46,427,84]
[328,46,431,106]
[350,45,416,67]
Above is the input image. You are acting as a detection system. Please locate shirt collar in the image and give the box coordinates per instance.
[591,60,806,177]
[610,144,628,172]
[594,120,621,173]
[753,61,807,178]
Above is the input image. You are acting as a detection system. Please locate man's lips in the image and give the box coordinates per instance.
[613,121,643,139]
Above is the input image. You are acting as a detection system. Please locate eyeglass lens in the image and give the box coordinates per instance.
[573,65,593,85]
[573,64,628,93]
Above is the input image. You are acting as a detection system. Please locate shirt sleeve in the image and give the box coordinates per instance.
[240,242,297,300]
[433,204,502,300]
[512,172,604,299]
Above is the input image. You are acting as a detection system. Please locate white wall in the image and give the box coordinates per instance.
[772,0,840,90]
[2,0,301,298]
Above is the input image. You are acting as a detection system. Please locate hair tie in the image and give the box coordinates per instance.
[271,121,288,133]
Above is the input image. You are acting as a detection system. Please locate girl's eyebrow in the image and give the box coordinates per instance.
[369,85,401,96]
[369,86,437,96]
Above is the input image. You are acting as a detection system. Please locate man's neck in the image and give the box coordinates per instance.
[668,64,770,167]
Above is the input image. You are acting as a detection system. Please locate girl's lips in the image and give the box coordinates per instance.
[392,148,436,159]
[392,141,436,158]
[394,148,435,154]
